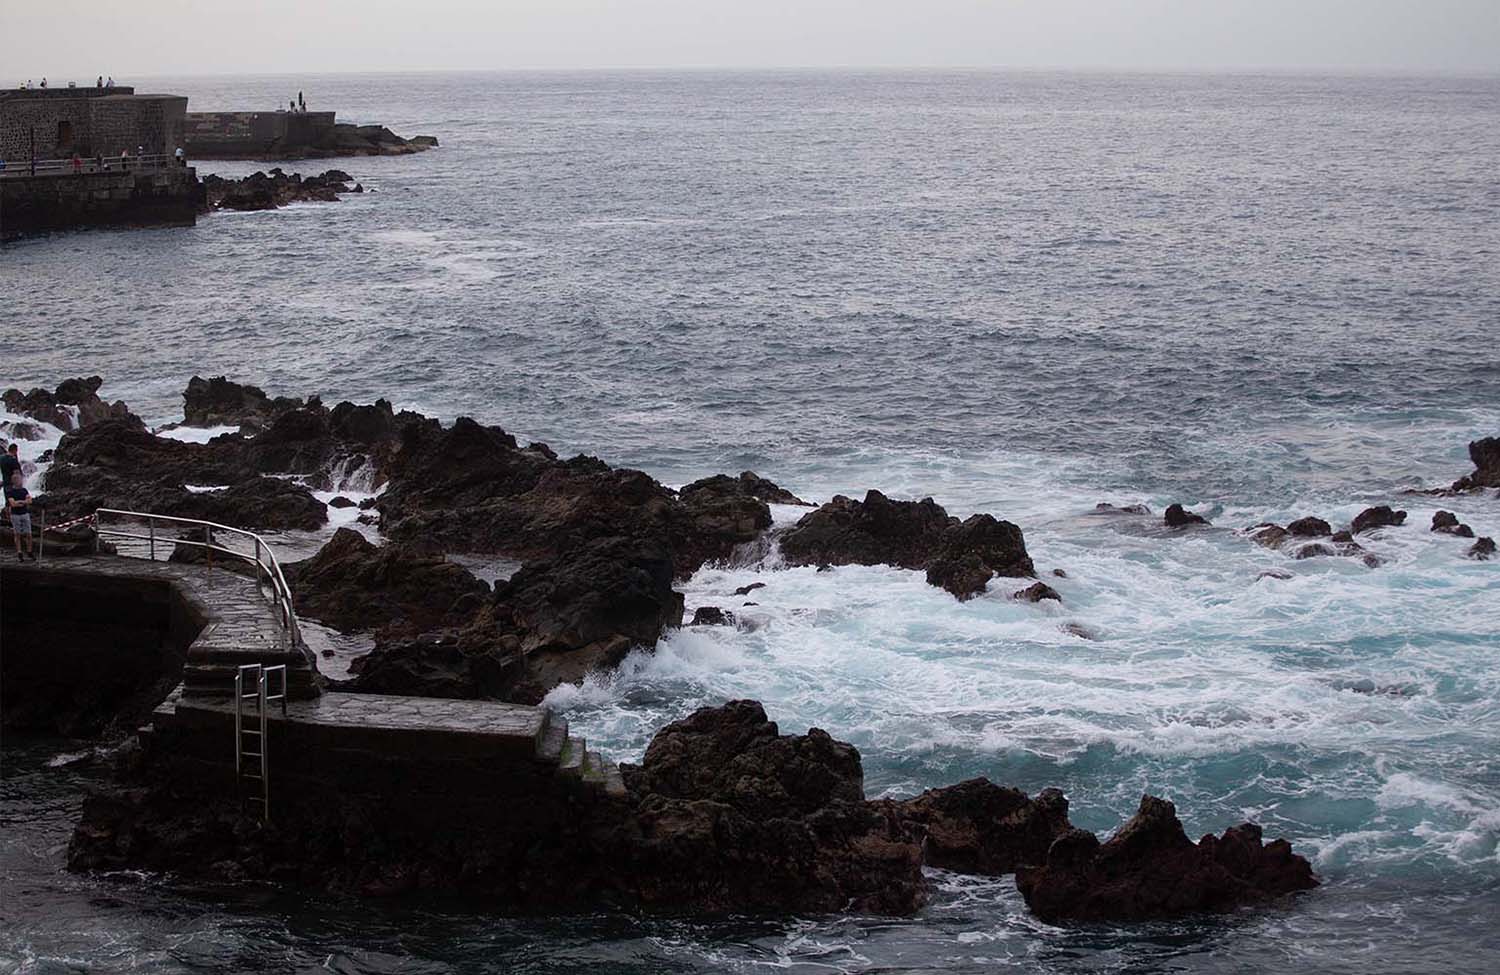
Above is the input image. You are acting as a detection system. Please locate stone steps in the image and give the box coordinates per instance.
[534,710,624,799]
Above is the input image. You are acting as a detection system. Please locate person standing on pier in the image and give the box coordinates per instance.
[7,471,36,562]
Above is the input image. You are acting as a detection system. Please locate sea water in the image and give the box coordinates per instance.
[2,70,1498,974]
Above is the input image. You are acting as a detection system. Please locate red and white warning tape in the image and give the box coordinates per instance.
[44,512,97,533]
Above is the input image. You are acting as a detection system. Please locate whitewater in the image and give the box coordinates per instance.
[3,69,1499,973]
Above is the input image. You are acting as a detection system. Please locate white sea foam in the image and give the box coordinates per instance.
[153,424,241,444]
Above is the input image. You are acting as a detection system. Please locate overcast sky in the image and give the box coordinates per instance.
[4,0,1497,79]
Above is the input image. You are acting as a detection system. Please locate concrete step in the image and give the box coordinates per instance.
[581,750,606,785]
[536,714,567,764]
[602,763,627,799]
[557,736,586,778]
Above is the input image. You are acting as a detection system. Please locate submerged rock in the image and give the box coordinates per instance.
[1164,504,1210,528]
[1351,505,1406,534]
[1286,516,1332,537]
[1015,581,1062,603]
[1470,537,1496,561]
[1093,502,1152,516]
[1015,795,1318,922]
[689,606,734,626]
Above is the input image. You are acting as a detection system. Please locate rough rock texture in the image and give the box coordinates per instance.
[180,375,302,433]
[1431,511,1476,538]
[1351,505,1407,534]
[879,779,1073,875]
[1451,437,1500,491]
[1247,523,1289,550]
[1286,516,1332,537]
[1094,503,1152,516]
[2,376,142,433]
[689,606,734,626]
[1470,537,1496,560]
[782,491,1034,600]
[344,537,683,703]
[683,471,810,507]
[1015,795,1318,922]
[1015,581,1062,603]
[203,169,362,211]
[284,528,490,638]
[1164,504,1210,528]
[617,700,926,914]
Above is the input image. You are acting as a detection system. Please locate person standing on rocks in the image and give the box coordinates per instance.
[7,471,36,562]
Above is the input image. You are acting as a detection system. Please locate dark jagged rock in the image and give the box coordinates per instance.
[1164,503,1210,528]
[3,377,142,432]
[1351,505,1406,534]
[284,528,489,638]
[203,168,362,211]
[180,375,302,432]
[328,495,356,509]
[1015,795,1318,922]
[683,471,810,507]
[1470,537,1496,560]
[733,582,766,596]
[1294,543,1336,560]
[1431,511,1475,538]
[1286,516,1332,537]
[1257,570,1294,581]
[689,606,734,626]
[1062,622,1099,640]
[1015,581,1062,603]
[1247,523,1289,550]
[783,492,1034,600]
[617,700,925,914]
[1450,437,1500,491]
[1052,568,1068,578]
[878,779,1072,875]
[345,537,683,704]
[675,475,773,559]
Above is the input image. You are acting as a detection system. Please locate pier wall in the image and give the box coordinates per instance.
[0,89,186,159]
[0,165,204,241]
[183,111,337,157]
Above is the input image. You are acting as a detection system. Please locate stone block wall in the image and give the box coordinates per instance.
[0,166,203,240]
[0,93,187,160]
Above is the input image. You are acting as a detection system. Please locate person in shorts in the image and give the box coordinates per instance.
[7,470,35,561]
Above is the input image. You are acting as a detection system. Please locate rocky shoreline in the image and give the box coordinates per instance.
[202,169,365,212]
[6,373,1496,922]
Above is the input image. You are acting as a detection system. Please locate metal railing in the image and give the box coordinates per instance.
[92,508,301,645]
[0,153,183,179]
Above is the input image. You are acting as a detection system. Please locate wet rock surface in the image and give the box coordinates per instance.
[1431,510,1476,538]
[1164,503,1210,528]
[1451,437,1500,491]
[878,778,1073,875]
[1470,537,1497,560]
[179,375,302,433]
[1351,505,1406,534]
[1015,795,1318,922]
[3,376,142,432]
[203,168,364,211]
[782,491,1034,599]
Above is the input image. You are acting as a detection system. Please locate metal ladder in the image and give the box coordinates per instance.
[234,663,287,822]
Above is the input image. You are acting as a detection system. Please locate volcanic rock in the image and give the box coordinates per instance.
[617,700,926,914]
[689,606,734,626]
[1431,511,1475,538]
[1164,504,1210,528]
[1470,537,1496,560]
[1450,437,1500,491]
[880,779,1073,875]
[1286,516,1332,537]
[1015,581,1062,603]
[1351,505,1406,534]
[180,375,302,433]
[203,168,362,211]
[1015,795,1318,922]
[683,471,810,507]
[782,492,1034,600]
[1247,523,1289,550]
[732,582,766,596]
[284,528,489,638]
[1093,502,1152,515]
[2,377,142,432]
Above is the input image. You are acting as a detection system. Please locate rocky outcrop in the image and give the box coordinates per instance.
[617,700,925,914]
[1431,511,1475,538]
[203,169,363,211]
[782,492,1034,600]
[1164,504,1210,528]
[2,376,142,432]
[879,779,1072,875]
[344,537,683,703]
[1470,537,1496,560]
[1450,437,1500,492]
[180,375,302,433]
[689,606,734,626]
[1015,795,1318,922]
[1286,516,1331,537]
[1351,505,1406,534]
[1015,581,1062,603]
[285,528,490,638]
[683,471,810,507]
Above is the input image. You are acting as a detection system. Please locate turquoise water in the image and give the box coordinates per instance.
[3,70,1499,973]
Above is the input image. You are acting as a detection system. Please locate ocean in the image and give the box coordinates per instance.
[2,69,1499,974]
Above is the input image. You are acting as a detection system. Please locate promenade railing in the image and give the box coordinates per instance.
[0,153,183,179]
[91,508,302,645]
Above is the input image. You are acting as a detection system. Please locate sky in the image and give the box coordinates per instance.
[3,0,1497,79]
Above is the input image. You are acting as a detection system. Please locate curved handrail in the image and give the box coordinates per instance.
[92,508,301,645]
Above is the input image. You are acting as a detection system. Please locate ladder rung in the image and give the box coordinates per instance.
[239,729,262,736]
[240,773,263,780]
[241,751,263,759]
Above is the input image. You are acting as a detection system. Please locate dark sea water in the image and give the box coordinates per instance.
[3,70,1500,974]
